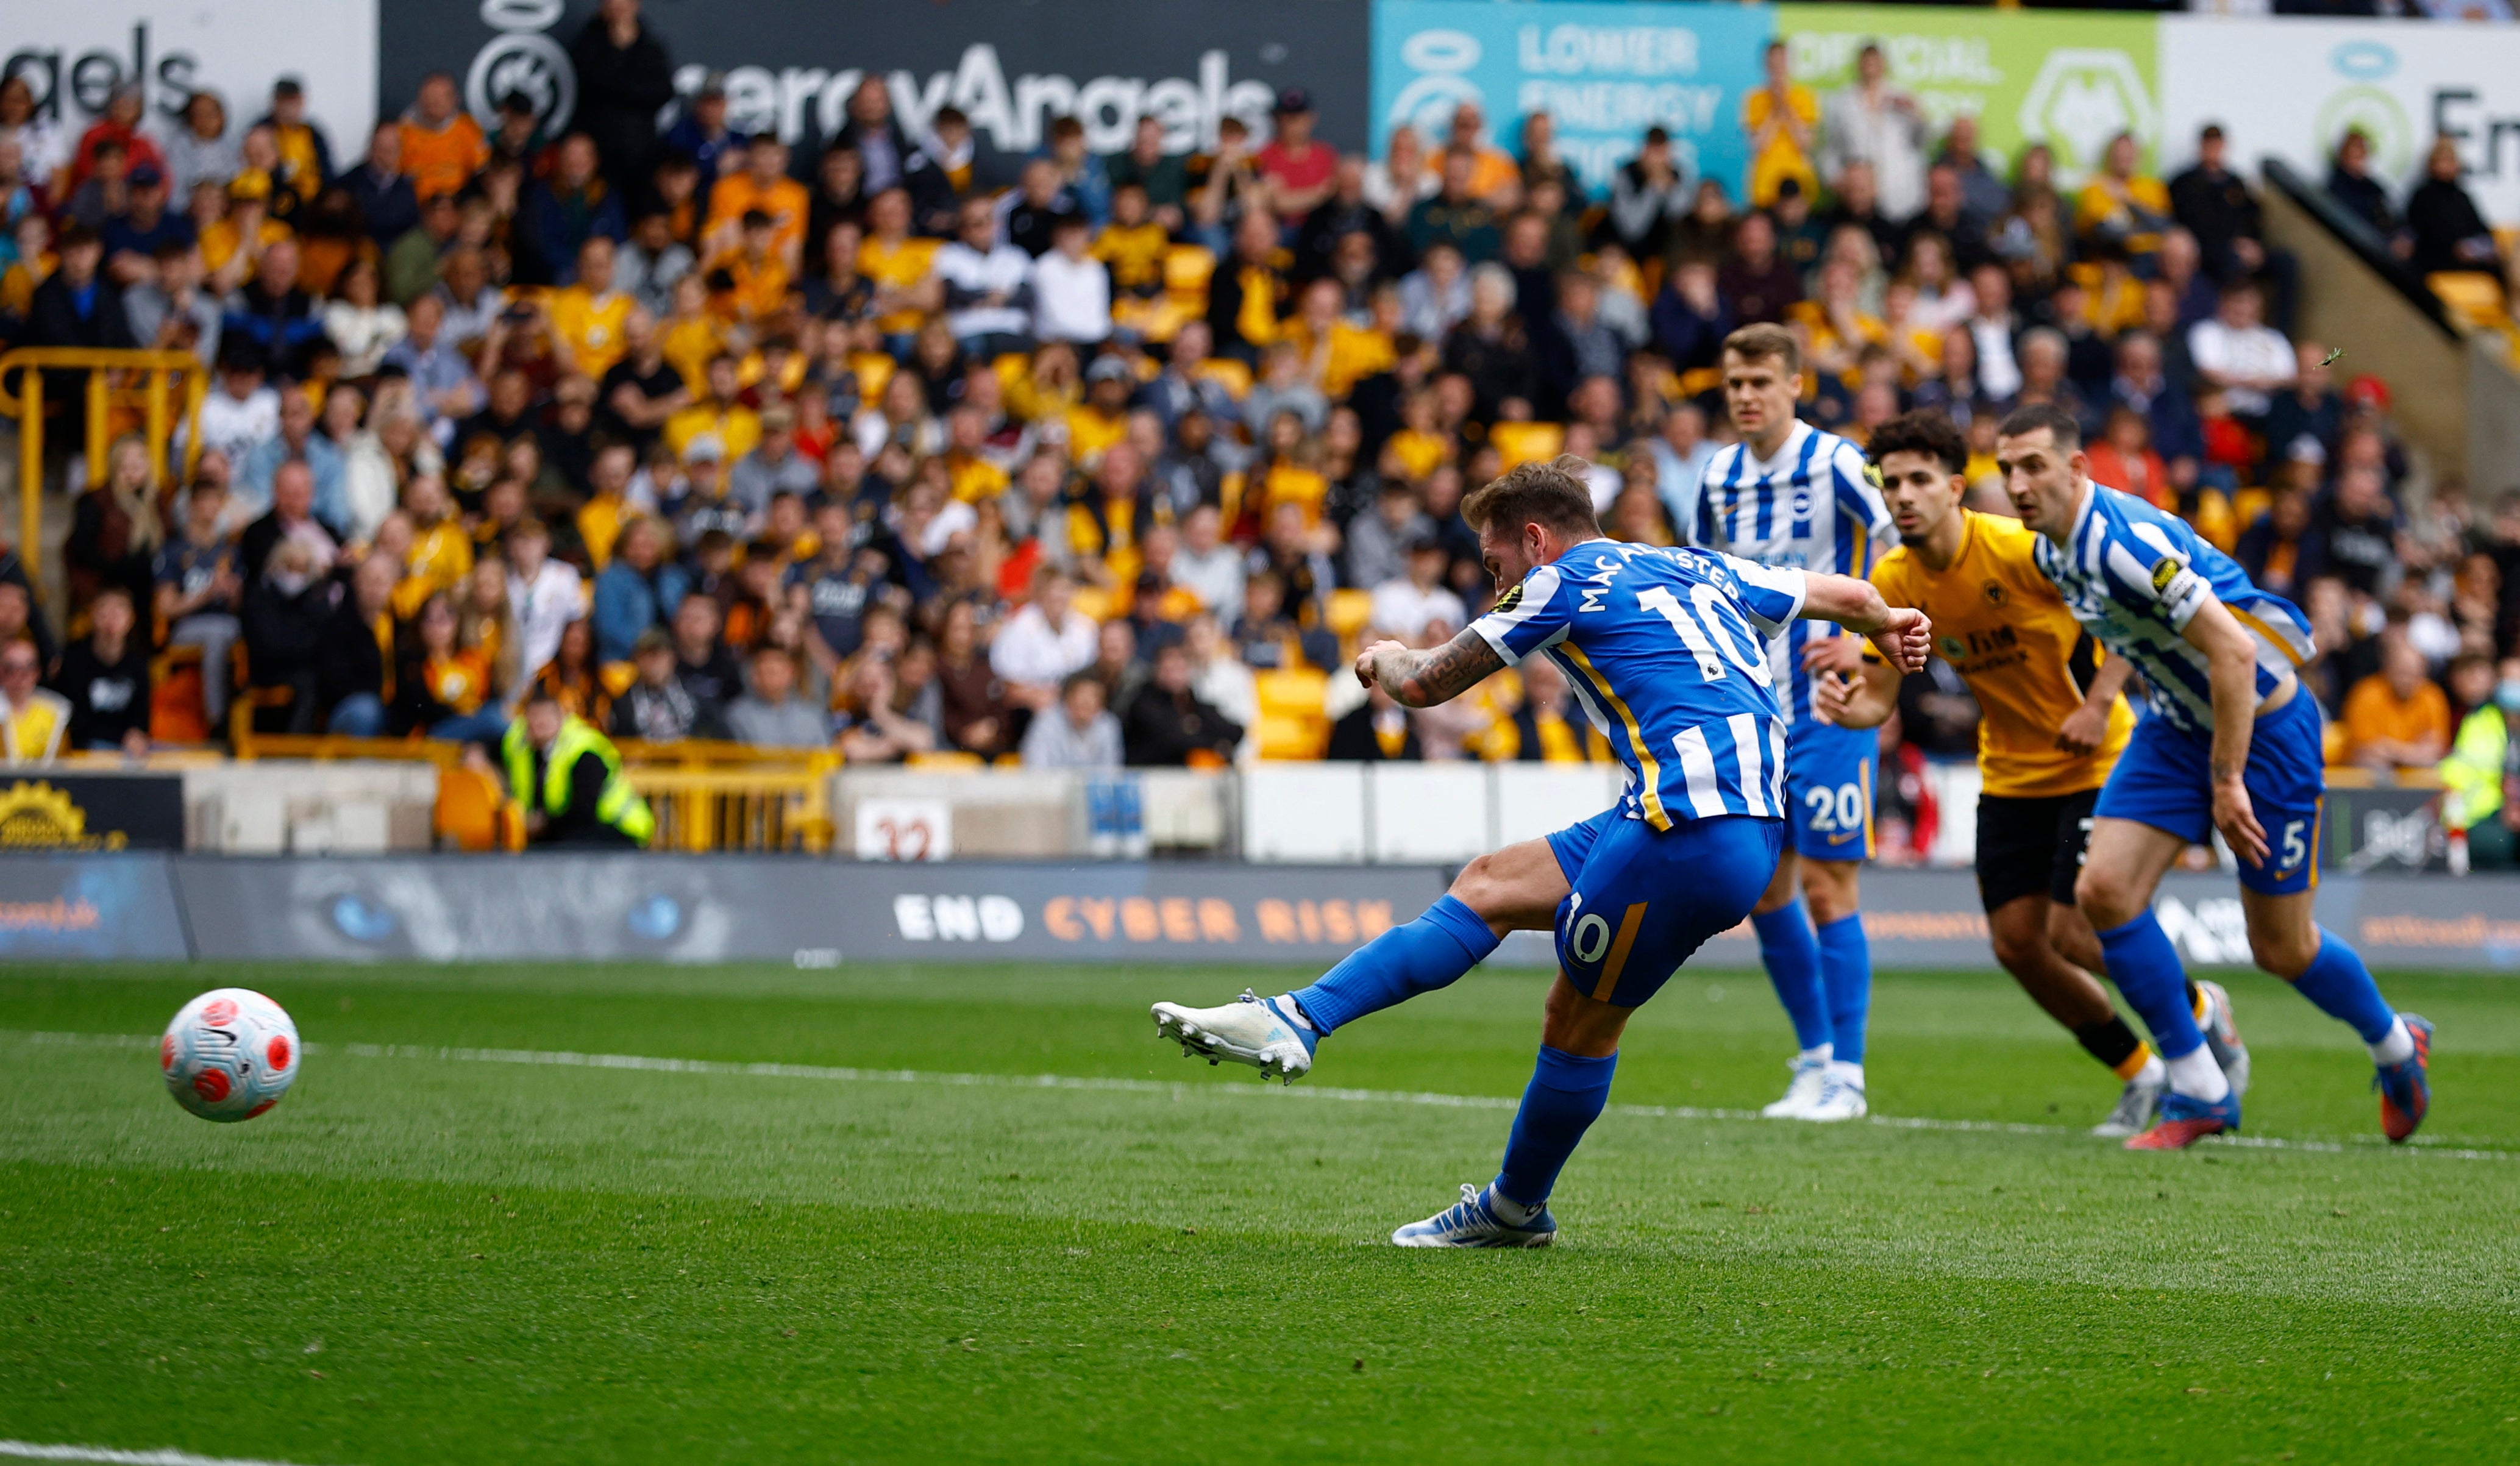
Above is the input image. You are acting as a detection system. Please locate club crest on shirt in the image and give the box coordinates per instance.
[1981,578,2007,607]
[1790,486,1814,519]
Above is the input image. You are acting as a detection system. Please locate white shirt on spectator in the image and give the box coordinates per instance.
[1971,315,2023,401]
[1031,249,1112,344]
[1370,579,1468,642]
[1194,653,1259,764]
[193,383,280,469]
[934,240,1034,340]
[322,300,408,379]
[1172,543,1247,614]
[904,497,977,558]
[1021,706,1123,768]
[2187,317,2297,418]
[1820,87,1928,220]
[989,603,1098,686]
[508,559,586,685]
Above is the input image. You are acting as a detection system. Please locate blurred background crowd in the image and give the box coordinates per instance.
[5,0,2520,861]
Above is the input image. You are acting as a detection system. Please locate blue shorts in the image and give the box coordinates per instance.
[1784,719,1878,862]
[1545,810,1785,1007]
[2093,691,2326,896]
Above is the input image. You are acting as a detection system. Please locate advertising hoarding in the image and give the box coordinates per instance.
[1371,0,1768,197]
[2,1,379,188]
[2163,16,2520,225]
[1778,5,2161,188]
[378,0,1369,194]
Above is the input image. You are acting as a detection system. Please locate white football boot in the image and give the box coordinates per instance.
[1390,1183,1556,1248]
[1151,989,1315,1084]
[2195,978,2252,1098]
[1800,1064,1869,1122]
[1761,1055,1829,1118]
[2091,1067,2168,1139]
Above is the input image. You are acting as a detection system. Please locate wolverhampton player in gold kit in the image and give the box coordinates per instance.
[1814,411,2248,1135]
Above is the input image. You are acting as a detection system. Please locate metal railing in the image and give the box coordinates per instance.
[0,347,208,599]
[627,759,838,853]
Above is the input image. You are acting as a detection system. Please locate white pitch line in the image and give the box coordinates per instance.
[10,1029,2510,1161]
[0,1442,343,1466]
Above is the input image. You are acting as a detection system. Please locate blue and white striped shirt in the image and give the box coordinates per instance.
[2031,482,2314,742]
[1694,422,1894,724]
[1473,540,1808,829]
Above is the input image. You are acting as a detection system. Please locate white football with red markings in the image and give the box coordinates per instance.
[163,987,301,1122]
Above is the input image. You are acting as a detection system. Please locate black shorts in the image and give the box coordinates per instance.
[1975,788,2100,913]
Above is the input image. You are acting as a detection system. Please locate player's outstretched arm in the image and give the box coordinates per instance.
[1357,627,1507,708]
[1798,572,1932,674]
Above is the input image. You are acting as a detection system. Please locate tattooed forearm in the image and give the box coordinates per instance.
[1375,627,1507,708]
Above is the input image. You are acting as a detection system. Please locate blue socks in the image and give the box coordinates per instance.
[1495,1045,1618,1208]
[2095,911,2207,1059]
[2290,927,2396,1044]
[1753,900,1832,1052]
[1816,913,1871,1067]
[1290,894,1500,1034]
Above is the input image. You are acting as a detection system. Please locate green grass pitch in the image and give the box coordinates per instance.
[4,958,2519,1464]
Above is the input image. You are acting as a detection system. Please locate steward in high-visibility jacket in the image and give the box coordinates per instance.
[502,691,654,847]
[2440,694,2516,868]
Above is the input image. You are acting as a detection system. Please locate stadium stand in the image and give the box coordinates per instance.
[2,14,2517,866]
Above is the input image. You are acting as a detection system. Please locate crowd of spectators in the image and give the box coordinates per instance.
[1,5,2518,855]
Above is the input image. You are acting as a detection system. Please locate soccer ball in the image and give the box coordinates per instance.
[162,988,301,1122]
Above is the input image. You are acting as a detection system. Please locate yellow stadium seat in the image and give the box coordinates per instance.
[850,351,899,400]
[907,750,984,770]
[1070,585,1121,623]
[433,766,507,852]
[1256,713,1325,761]
[1164,244,1217,302]
[1490,421,1565,471]
[1255,666,1329,719]
[1193,357,1253,401]
[1326,588,1375,642]
[2428,271,2510,330]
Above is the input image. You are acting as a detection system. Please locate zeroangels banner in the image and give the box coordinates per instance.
[378,0,1370,194]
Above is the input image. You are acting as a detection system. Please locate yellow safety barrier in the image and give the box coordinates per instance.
[0,347,208,598]
[625,758,838,853]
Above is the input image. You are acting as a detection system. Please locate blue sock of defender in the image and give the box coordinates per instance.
[1816,914,1871,1067]
[1493,1045,1618,1208]
[2290,927,2396,1044]
[2095,911,2207,1058]
[1753,900,1832,1052]
[1290,895,1500,1034]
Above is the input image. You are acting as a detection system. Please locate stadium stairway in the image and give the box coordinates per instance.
[2263,158,2520,499]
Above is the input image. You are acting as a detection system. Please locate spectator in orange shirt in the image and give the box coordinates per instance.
[708,209,793,326]
[399,73,489,202]
[2342,635,2452,775]
[705,137,808,273]
[1431,102,1520,207]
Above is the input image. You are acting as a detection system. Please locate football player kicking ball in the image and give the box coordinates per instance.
[1696,325,1898,1123]
[1813,411,2249,1137]
[1996,405,2431,1150]
[1149,458,1931,1246]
